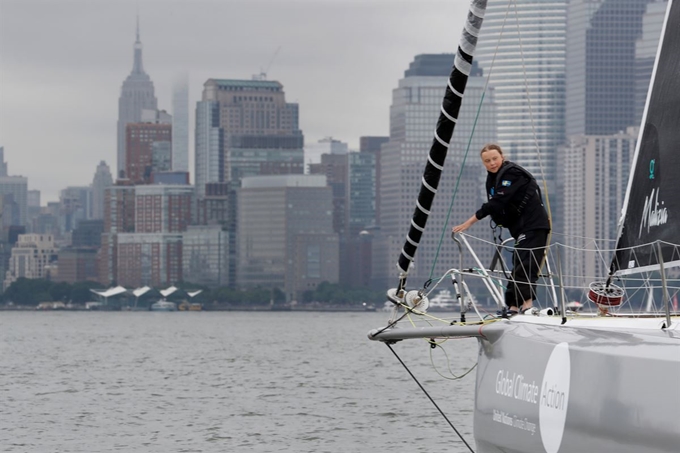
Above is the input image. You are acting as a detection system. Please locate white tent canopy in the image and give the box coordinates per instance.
[132,286,153,298]
[90,286,128,298]
[160,286,178,298]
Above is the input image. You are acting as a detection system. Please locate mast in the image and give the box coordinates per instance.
[396,0,488,291]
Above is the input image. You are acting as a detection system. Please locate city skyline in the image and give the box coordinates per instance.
[0,0,470,203]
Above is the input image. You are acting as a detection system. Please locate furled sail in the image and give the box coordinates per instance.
[613,0,680,275]
[396,0,488,286]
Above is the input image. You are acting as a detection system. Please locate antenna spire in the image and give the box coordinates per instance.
[132,13,144,74]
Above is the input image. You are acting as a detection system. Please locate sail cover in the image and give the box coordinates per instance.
[613,0,680,274]
[396,0,488,281]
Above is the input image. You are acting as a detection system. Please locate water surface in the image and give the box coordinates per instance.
[0,311,478,452]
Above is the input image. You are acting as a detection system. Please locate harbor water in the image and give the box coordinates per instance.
[0,311,478,452]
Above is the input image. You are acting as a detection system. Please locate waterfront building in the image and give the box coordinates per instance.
[116,233,183,287]
[99,184,135,285]
[56,248,99,284]
[196,182,235,227]
[556,128,637,287]
[373,55,497,289]
[195,182,236,286]
[113,185,193,287]
[182,225,230,287]
[116,21,158,178]
[91,161,113,220]
[237,174,339,301]
[134,185,193,234]
[340,147,381,288]
[3,234,57,290]
[476,0,567,186]
[103,185,136,235]
[172,74,190,173]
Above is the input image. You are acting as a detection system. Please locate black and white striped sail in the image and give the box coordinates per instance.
[396,0,488,279]
[613,0,680,275]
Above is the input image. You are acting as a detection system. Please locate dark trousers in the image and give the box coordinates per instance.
[505,229,549,308]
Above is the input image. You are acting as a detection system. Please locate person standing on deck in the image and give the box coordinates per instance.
[452,143,550,316]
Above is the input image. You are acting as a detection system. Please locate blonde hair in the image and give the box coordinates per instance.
[480,143,503,157]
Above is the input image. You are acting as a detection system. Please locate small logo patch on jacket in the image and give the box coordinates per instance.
[502,180,512,187]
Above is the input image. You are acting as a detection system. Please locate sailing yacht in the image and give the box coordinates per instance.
[369,1,680,452]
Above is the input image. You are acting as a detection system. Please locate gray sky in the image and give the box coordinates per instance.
[0,0,468,203]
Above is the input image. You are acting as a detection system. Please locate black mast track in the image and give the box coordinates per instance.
[397,0,488,290]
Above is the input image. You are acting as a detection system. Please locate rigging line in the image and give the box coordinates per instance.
[385,343,476,453]
[430,344,478,380]
[428,1,514,279]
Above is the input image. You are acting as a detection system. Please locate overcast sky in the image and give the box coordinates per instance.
[0,0,469,203]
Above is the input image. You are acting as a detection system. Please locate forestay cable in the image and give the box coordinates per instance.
[385,343,476,453]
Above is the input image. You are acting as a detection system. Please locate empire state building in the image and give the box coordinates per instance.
[116,21,158,178]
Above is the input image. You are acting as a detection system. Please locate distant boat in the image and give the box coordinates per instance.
[150,300,177,312]
[178,301,202,311]
[427,289,456,311]
[36,301,66,310]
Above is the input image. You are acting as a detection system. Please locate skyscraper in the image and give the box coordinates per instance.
[91,161,113,220]
[359,136,388,230]
[194,79,303,196]
[0,176,28,227]
[304,137,348,173]
[373,55,497,288]
[194,101,223,198]
[634,1,667,126]
[556,128,636,286]
[476,0,567,184]
[125,122,172,184]
[117,20,158,178]
[0,147,7,177]
[566,0,652,137]
[237,174,338,301]
[172,74,190,173]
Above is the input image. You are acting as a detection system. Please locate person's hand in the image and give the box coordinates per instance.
[452,215,477,234]
[452,221,470,234]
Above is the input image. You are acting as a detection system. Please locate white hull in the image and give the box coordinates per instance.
[370,313,680,453]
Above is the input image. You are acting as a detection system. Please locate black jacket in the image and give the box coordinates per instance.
[475,161,550,238]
